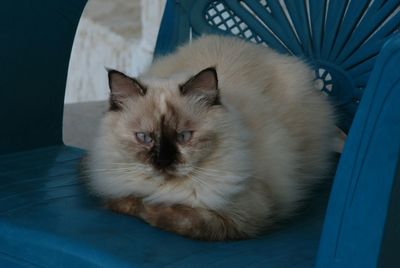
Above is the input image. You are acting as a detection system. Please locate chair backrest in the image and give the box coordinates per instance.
[0,0,87,155]
[154,0,400,133]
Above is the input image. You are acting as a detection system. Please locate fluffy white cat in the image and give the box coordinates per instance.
[86,35,335,240]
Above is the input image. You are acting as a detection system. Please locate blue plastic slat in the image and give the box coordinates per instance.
[224,1,291,54]
[0,146,331,267]
[283,0,313,57]
[342,39,384,71]
[346,56,375,80]
[154,0,176,57]
[316,34,400,268]
[327,0,370,61]
[341,12,400,68]
[309,0,327,58]
[154,0,191,57]
[321,0,349,58]
[336,0,400,64]
[240,0,303,55]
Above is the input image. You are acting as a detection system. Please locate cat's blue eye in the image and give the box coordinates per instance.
[177,131,193,144]
[135,132,153,145]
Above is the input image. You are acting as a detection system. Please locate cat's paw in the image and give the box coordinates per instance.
[107,199,245,241]
[138,203,204,237]
[105,196,143,215]
[138,204,245,241]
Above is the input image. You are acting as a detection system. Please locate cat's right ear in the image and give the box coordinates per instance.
[107,69,146,111]
[180,67,221,106]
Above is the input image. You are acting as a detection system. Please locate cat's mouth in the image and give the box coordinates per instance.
[154,166,176,177]
[153,166,190,181]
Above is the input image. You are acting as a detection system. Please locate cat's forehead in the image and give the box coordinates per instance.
[122,75,203,130]
[140,73,190,89]
[123,86,186,131]
[138,76,187,115]
[147,87,180,117]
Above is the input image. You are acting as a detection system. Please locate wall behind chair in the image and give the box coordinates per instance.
[64,0,166,104]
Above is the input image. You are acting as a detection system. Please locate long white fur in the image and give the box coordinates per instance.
[87,35,335,235]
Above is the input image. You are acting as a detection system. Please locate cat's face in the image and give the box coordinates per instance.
[104,68,225,179]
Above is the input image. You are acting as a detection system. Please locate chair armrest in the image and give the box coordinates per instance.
[317,34,400,268]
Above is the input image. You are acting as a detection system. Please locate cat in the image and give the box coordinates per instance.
[85,35,336,240]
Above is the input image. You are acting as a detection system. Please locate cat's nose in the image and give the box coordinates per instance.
[151,133,178,171]
[153,158,174,170]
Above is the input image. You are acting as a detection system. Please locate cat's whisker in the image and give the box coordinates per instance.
[85,167,135,171]
[189,174,232,205]
[84,168,139,173]
[86,163,147,169]
[190,166,245,178]
[189,171,229,187]
[187,167,251,186]
[191,164,251,176]
[182,161,245,177]
[190,165,233,173]
[191,168,230,177]
[104,163,139,167]
[106,162,148,167]
[189,174,222,193]
[84,167,152,176]
[190,169,228,180]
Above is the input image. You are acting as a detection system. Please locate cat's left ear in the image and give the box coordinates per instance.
[180,67,221,105]
[107,69,146,111]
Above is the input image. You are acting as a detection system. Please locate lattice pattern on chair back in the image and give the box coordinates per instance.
[205,1,265,44]
[186,0,400,132]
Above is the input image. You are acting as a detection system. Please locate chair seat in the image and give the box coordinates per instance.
[0,145,332,267]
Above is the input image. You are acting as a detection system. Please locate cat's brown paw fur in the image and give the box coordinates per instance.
[105,196,143,215]
[138,203,246,241]
[106,198,246,241]
[138,204,204,237]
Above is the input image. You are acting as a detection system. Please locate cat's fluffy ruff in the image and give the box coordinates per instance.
[87,35,335,239]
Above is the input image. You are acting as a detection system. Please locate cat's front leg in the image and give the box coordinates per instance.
[137,203,247,241]
[105,197,247,240]
[105,196,143,215]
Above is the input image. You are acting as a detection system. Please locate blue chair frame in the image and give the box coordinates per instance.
[155,1,400,266]
[0,0,399,267]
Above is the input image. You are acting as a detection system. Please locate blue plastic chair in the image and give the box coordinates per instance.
[0,0,399,267]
